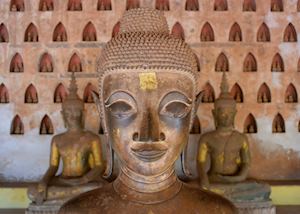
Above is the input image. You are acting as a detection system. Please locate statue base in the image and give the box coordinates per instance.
[234,201,276,214]
[26,199,66,214]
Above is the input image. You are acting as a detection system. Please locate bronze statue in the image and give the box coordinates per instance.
[27,72,105,212]
[59,8,236,214]
[197,72,271,206]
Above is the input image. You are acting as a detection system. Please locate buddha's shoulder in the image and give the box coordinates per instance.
[198,131,217,142]
[83,130,101,140]
[232,130,248,141]
[177,184,237,213]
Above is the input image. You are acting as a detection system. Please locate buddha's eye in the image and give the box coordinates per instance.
[106,100,136,119]
[160,101,191,119]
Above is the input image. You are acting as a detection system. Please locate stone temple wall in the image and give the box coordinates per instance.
[0,0,299,182]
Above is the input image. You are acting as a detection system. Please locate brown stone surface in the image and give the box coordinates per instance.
[0,0,299,182]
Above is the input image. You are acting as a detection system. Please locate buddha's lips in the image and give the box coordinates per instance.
[131,142,168,161]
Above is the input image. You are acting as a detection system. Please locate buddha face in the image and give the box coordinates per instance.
[61,106,84,130]
[213,106,236,129]
[103,71,195,176]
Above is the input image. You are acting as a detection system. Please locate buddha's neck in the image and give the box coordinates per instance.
[113,164,182,204]
[217,126,234,133]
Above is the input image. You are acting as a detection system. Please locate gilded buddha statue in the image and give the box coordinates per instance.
[59,8,236,214]
[27,73,105,213]
[197,73,273,212]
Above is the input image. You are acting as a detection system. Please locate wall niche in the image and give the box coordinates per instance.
[126,0,139,10]
[0,83,9,103]
[53,22,67,42]
[11,115,24,135]
[54,83,67,103]
[68,53,82,72]
[171,22,184,40]
[112,21,120,38]
[271,53,284,72]
[67,0,82,11]
[39,53,53,73]
[185,0,199,11]
[201,82,215,103]
[10,53,23,73]
[97,0,111,10]
[272,113,285,133]
[82,22,97,41]
[40,115,54,135]
[243,0,256,11]
[214,0,228,11]
[155,0,169,11]
[257,23,270,42]
[25,84,38,103]
[215,53,229,72]
[83,83,97,103]
[283,23,297,42]
[24,23,38,42]
[285,83,298,103]
[194,53,201,72]
[244,113,257,133]
[257,83,271,103]
[229,23,242,42]
[271,0,283,12]
[200,22,214,41]
[10,0,24,11]
[230,83,243,103]
[0,24,9,42]
[190,115,201,134]
[39,0,53,11]
[243,53,257,72]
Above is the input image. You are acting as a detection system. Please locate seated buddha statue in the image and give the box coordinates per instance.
[59,8,236,214]
[27,73,105,208]
[197,72,271,203]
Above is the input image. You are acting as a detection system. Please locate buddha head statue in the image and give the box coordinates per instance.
[96,8,200,178]
[61,72,84,130]
[212,72,236,130]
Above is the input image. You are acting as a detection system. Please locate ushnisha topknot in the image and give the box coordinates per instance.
[214,72,236,109]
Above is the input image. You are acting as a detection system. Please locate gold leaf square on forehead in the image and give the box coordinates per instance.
[139,72,157,90]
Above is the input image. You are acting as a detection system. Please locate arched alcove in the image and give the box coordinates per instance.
[190,115,201,134]
[156,0,170,11]
[40,115,54,135]
[298,0,300,12]
[243,0,256,11]
[171,22,184,40]
[257,83,271,103]
[68,53,82,72]
[271,53,284,72]
[53,22,67,42]
[126,0,139,10]
[257,23,270,42]
[271,0,283,12]
[67,0,82,11]
[54,83,67,103]
[10,53,23,73]
[283,23,297,42]
[215,53,229,72]
[285,83,298,103]
[112,21,120,38]
[97,0,112,10]
[243,53,257,72]
[39,53,53,73]
[185,0,199,11]
[244,113,257,133]
[230,83,243,103]
[229,23,242,42]
[201,83,215,103]
[0,83,9,103]
[82,22,97,41]
[39,0,54,11]
[99,122,104,134]
[10,0,25,11]
[272,113,285,133]
[200,22,214,41]
[10,115,24,135]
[214,0,228,11]
[25,84,38,103]
[0,24,9,42]
[24,23,38,42]
[83,83,97,103]
[194,53,201,72]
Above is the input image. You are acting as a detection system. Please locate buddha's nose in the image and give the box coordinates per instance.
[133,110,165,142]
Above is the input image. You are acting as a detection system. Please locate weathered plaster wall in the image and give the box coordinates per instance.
[0,0,299,182]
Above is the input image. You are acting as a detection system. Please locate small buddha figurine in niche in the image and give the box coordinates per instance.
[27,73,105,212]
[59,8,236,214]
[197,73,271,204]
